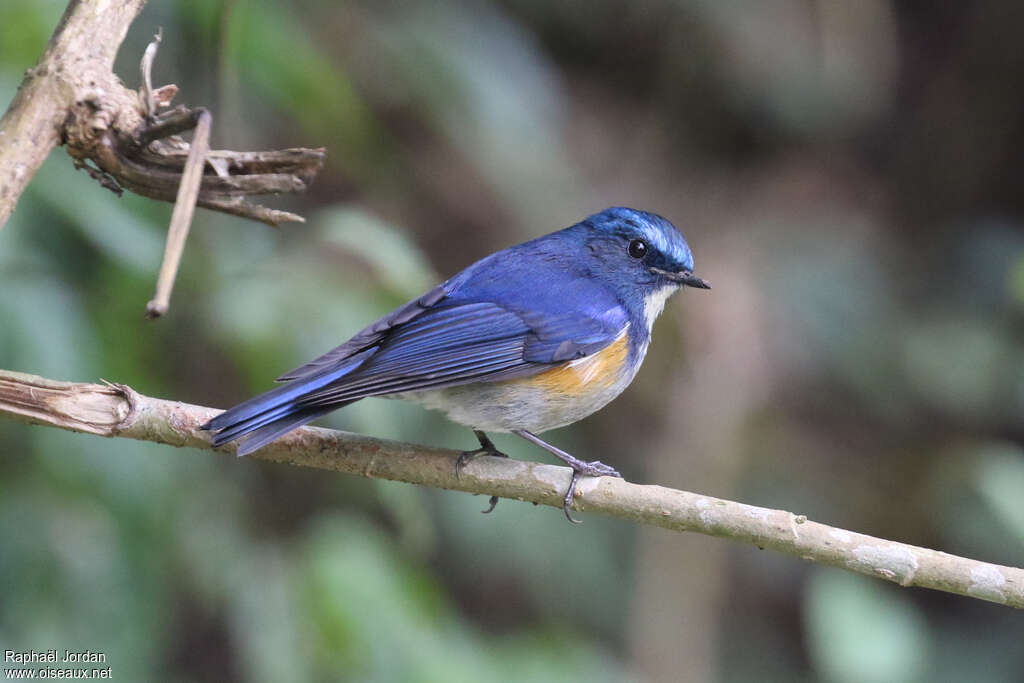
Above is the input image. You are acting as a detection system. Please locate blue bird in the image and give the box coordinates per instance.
[201,207,710,521]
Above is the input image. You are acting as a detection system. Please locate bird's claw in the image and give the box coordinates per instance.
[455,449,484,479]
[456,445,507,480]
[577,459,621,478]
[562,460,622,524]
[563,470,585,524]
[458,431,508,513]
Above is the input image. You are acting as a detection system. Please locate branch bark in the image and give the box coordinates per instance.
[2,367,1021,609]
[0,0,148,226]
[0,0,326,231]
[0,1,326,316]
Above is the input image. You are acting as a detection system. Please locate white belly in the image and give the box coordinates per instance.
[396,330,646,433]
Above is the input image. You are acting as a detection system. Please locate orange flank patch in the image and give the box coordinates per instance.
[520,330,630,397]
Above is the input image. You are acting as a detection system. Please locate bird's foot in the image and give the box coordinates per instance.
[510,429,622,524]
[456,430,508,477]
[457,430,508,514]
[562,460,622,524]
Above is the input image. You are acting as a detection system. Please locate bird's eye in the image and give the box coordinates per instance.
[628,239,648,259]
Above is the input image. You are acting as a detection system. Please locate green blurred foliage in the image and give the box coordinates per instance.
[805,569,931,683]
[2,1,1024,682]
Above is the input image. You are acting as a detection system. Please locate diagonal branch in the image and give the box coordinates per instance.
[1,367,1022,609]
[0,0,149,227]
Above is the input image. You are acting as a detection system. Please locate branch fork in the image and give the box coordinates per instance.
[60,33,326,317]
[0,8,326,317]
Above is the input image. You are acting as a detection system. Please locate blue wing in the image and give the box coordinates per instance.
[203,247,629,455]
[275,283,450,381]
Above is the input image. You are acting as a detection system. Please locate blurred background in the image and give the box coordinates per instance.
[2,0,1024,681]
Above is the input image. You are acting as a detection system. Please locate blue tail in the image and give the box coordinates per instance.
[214,403,344,456]
[201,352,369,455]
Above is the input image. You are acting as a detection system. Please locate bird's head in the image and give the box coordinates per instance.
[554,207,710,328]
[572,207,710,315]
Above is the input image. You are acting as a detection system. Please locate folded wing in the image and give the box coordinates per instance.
[203,293,626,455]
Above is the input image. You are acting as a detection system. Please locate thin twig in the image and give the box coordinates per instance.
[146,108,211,318]
[139,30,205,318]
[140,28,162,118]
[0,367,1021,609]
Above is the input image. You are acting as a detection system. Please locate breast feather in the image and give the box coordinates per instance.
[525,328,630,397]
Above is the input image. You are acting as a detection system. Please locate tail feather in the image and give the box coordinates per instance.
[203,353,367,433]
[233,405,340,456]
[210,401,301,446]
[203,349,373,454]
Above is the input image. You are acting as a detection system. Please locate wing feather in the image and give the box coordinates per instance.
[205,283,630,452]
[294,304,534,405]
[275,283,450,381]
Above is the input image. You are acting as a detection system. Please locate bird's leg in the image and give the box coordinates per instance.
[512,430,622,524]
[457,430,507,474]
[457,430,508,514]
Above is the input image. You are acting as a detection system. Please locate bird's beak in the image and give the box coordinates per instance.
[677,270,711,289]
[653,267,711,289]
